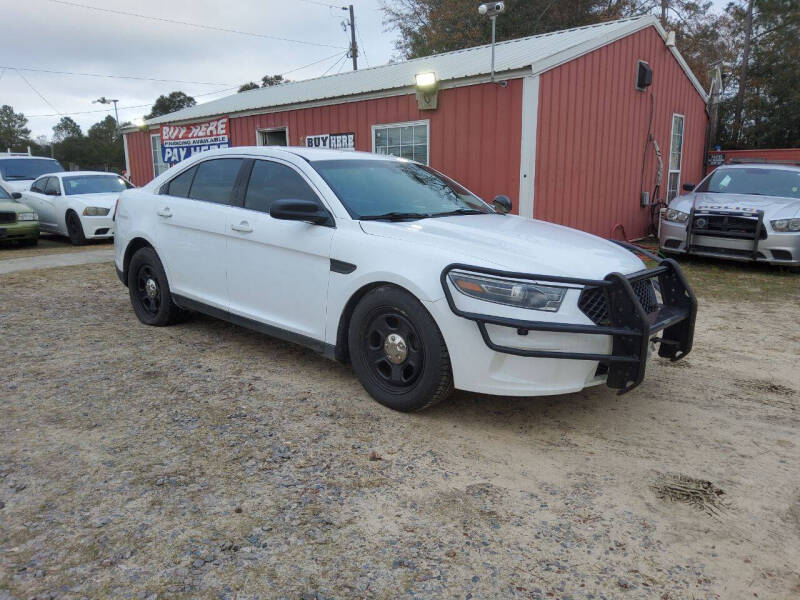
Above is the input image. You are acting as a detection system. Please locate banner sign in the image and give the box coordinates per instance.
[160,117,230,164]
[306,132,355,151]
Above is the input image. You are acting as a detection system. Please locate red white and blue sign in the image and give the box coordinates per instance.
[160,116,230,164]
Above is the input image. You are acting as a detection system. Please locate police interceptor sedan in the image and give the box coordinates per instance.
[660,162,800,266]
[114,147,696,412]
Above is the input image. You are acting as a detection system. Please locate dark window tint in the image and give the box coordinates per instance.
[244,160,319,213]
[30,178,47,194]
[0,158,64,180]
[0,186,10,199]
[167,166,196,198]
[188,159,243,205]
[44,177,61,195]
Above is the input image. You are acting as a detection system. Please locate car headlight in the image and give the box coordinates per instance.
[17,212,37,221]
[448,271,567,312]
[83,207,110,216]
[664,208,689,223]
[771,218,800,232]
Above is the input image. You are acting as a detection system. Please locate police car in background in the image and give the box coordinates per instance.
[660,162,800,267]
[0,151,65,193]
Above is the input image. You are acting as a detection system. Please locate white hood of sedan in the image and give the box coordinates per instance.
[671,193,800,219]
[360,214,644,279]
[68,192,120,208]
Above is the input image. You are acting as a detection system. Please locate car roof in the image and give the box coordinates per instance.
[179,146,403,163]
[0,155,61,161]
[718,162,800,172]
[55,171,124,178]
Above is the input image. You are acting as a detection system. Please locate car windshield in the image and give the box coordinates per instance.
[0,158,64,180]
[311,159,493,219]
[696,167,800,199]
[62,175,132,195]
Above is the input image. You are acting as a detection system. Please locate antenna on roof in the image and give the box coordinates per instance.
[479,2,506,85]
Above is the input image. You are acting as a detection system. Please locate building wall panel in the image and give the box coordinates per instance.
[125,80,523,213]
[534,26,708,239]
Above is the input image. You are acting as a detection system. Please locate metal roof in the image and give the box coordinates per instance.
[142,15,704,127]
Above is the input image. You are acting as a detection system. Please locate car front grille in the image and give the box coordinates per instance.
[0,211,17,224]
[578,279,659,325]
[693,213,767,239]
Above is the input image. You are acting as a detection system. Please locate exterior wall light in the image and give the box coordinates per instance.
[415,72,439,110]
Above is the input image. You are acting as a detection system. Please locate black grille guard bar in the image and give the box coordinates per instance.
[440,241,698,394]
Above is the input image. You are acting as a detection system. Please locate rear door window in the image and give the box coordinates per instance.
[188,159,243,205]
[44,177,61,195]
[244,160,319,213]
[166,166,197,198]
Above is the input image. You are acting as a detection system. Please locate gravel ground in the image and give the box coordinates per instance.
[0,235,112,260]
[1,262,799,599]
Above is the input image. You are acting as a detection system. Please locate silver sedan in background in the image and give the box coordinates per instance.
[659,163,800,266]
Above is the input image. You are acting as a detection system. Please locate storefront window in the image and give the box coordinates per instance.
[372,121,429,165]
[151,134,169,177]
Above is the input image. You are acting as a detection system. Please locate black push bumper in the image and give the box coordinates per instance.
[441,242,697,394]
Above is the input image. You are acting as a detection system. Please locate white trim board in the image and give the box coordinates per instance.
[518,75,539,219]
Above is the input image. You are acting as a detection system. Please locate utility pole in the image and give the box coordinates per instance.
[94,97,121,137]
[348,4,358,71]
[661,0,668,27]
[733,0,755,144]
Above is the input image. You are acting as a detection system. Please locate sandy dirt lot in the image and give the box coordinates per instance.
[1,259,798,599]
[0,234,112,260]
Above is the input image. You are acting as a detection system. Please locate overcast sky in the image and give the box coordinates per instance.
[3,0,730,140]
[1,0,396,139]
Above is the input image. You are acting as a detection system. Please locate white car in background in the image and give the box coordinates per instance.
[0,153,65,193]
[114,147,697,412]
[21,171,133,244]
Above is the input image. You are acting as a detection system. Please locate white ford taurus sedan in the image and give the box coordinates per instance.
[22,171,133,244]
[114,147,696,411]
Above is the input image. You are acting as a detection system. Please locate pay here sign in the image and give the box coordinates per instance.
[160,116,231,164]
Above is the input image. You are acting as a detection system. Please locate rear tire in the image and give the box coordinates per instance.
[65,211,87,245]
[127,247,184,326]
[348,286,453,412]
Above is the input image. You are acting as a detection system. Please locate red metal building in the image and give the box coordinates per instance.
[123,15,707,239]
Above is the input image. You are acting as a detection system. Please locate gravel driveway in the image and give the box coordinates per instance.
[1,262,798,599]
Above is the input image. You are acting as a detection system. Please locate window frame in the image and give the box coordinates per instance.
[150,133,169,178]
[667,113,685,201]
[255,126,289,147]
[371,119,430,165]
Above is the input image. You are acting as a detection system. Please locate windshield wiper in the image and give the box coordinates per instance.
[5,175,33,180]
[359,212,432,221]
[431,208,488,217]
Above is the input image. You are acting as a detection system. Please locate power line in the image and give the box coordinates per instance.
[46,0,347,49]
[14,69,63,116]
[294,0,346,9]
[280,51,348,76]
[321,53,349,77]
[0,65,234,87]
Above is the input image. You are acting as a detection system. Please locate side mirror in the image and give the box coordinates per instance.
[492,194,512,214]
[682,183,695,192]
[11,192,22,200]
[270,199,332,226]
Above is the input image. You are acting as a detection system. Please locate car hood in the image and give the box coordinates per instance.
[671,193,800,219]
[2,180,33,193]
[67,192,120,208]
[360,214,645,279]
[0,199,34,213]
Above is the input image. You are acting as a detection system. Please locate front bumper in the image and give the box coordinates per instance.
[440,243,697,395]
[0,221,39,241]
[660,211,800,266]
[79,214,114,239]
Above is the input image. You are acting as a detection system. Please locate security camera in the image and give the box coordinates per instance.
[478,2,505,16]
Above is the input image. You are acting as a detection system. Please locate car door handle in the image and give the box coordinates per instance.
[231,221,253,233]
[156,208,172,218]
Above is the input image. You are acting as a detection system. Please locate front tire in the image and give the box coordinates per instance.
[348,286,453,412]
[127,247,184,326]
[65,210,87,245]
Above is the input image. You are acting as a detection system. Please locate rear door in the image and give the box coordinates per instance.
[226,158,334,341]
[155,158,244,310]
[21,177,48,225]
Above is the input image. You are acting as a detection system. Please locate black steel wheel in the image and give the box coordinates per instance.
[348,286,453,412]
[65,210,87,245]
[127,247,184,326]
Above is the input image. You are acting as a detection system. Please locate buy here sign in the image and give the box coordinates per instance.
[160,117,230,164]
